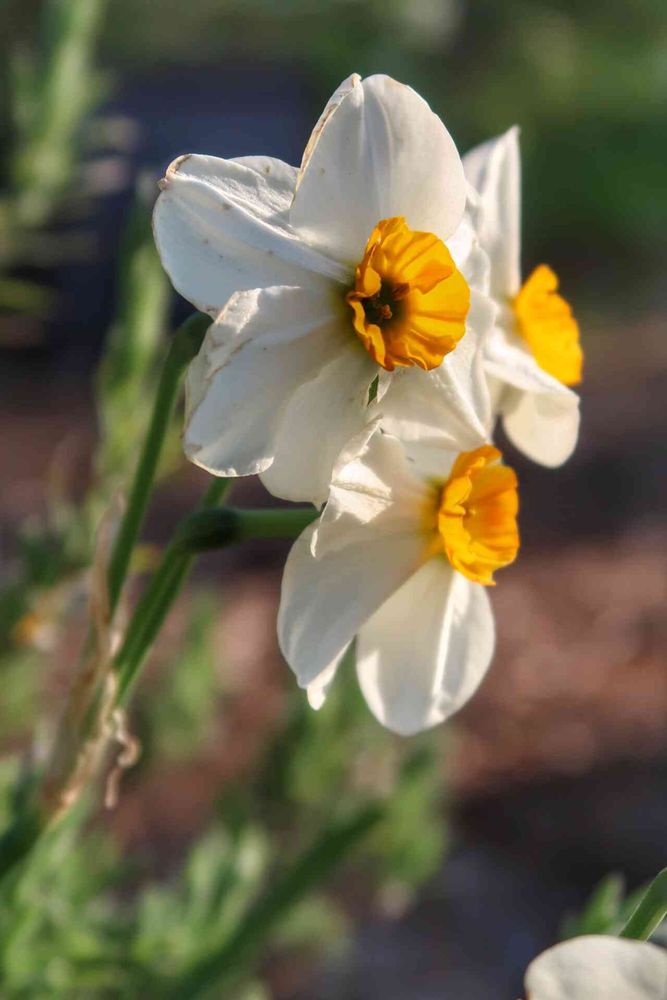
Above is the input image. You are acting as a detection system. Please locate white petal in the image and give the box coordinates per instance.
[379,288,494,449]
[259,343,377,505]
[278,516,427,690]
[356,560,495,735]
[502,385,580,468]
[306,652,346,710]
[184,285,346,476]
[153,153,347,314]
[314,426,433,557]
[524,936,667,1000]
[297,73,361,180]
[448,185,491,295]
[463,126,521,298]
[291,74,466,266]
[484,327,580,467]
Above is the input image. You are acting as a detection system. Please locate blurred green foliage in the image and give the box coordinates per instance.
[95,182,172,486]
[8,0,107,231]
[141,592,222,762]
[0,616,445,995]
[562,870,667,952]
[263,649,446,890]
[0,0,109,310]
[562,873,645,939]
[0,181,171,659]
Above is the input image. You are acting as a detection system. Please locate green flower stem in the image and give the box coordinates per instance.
[0,791,42,886]
[0,477,228,888]
[0,497,316,881]
[167,804,383,999]
[0,317,211,888]
[107,312,211,615]
[619,868,667,941]
[175,505,318,553]
[113,476,229,703]
[114,503,317,704]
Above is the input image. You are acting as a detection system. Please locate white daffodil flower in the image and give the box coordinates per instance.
[153,73,494,504]
[463,127,583,467]
[524,935,667,1000]
[278,424,519,735]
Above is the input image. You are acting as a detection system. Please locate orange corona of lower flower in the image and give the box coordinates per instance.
[513,264,583,386]
[437,445,519,586]
[346,216,470,371]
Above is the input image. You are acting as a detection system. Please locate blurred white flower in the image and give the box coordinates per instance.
[464,127,582,467]
[524,935,667,1000]
[154,73,493,504]
[278,425,519,735]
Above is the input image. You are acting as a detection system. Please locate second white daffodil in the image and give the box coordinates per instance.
[464,127,583,467]
[154,73,493,504]
[278,426,519,735]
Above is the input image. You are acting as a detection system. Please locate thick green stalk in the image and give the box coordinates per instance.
[619,869,667,941]
[175,505,318,553]
[114,503,318,704]
[107,313,211,613]
[113,477,230,703]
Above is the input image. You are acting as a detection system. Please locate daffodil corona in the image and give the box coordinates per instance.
[278,427,518,735]
[513,263,582,386]
[153,74,492,504]
[435,445,519,585]
[463,127,582,467]
[346,216,470,371]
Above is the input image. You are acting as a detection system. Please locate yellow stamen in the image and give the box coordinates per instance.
[513,264,583,386]
[435,445,519,586]
[346,216,470,371]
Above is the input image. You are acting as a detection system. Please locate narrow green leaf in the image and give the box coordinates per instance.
[619,868,667,941]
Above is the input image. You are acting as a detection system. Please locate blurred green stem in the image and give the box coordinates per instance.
[167,805,383,999]
[113,476,229,703]
[619,869,667,941]
[176,506,318,553]
[107,312,211,614]
[0,313,210,887]
[114,503,317,704]
[0,786,41,887]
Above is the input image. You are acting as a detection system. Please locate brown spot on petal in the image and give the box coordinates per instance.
[164,152,193,184]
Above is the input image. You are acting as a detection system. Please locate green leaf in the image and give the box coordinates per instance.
[562,873,626,939]
[167,804,384,998]
[620,869,667,942]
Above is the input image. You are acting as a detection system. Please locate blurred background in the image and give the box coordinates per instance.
[0,0,666,996]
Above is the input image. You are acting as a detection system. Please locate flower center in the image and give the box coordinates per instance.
[435,445,519,586]
[512,264,583,386]
[346,216,470,372]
